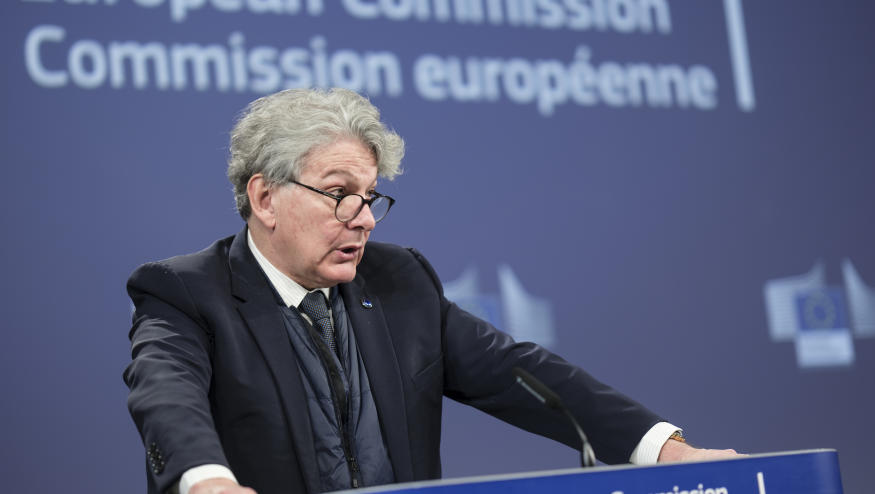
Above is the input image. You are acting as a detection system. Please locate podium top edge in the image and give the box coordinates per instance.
[335,449,838,494]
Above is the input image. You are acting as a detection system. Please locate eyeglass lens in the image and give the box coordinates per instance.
[336,195,390,223]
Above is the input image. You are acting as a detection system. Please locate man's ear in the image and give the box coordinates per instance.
[247,174,276,230]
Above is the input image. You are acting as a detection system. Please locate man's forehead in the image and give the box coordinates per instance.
[319,164,375,178]
[307,160,378,184]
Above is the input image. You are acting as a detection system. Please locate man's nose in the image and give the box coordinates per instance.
[347,203,376,231]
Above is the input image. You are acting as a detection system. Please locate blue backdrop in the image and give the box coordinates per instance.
[2,1,873,492]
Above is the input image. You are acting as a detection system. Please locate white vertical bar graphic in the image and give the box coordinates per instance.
[757,472,767,494]
[723,0,756,111]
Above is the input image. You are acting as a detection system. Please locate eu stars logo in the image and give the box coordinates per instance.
[443,264,557,349]
[763,259,874,368]
[794,288,853,367]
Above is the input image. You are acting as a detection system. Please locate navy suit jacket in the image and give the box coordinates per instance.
[124,229,662,494]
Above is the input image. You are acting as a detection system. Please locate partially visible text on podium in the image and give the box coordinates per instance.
[339,450,842,494]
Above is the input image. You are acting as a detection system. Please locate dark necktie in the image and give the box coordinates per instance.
[299,291,336,353]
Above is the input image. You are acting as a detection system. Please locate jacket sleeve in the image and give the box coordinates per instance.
[407,248,663,465]
[123,261,230,493]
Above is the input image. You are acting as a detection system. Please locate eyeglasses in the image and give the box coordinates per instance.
[290,180,396,224]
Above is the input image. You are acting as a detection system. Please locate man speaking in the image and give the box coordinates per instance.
[124,88,736,494]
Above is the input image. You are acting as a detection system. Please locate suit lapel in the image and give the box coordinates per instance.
[340,278,414,483]
[228,230,321,494]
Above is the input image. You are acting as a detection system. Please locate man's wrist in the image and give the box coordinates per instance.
[658,435,696,462]
[179,464,237,494]
[629,422,683,464]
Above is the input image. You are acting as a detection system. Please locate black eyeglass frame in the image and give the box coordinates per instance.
[289,180,396,223]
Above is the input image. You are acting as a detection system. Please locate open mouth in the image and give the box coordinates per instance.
[337,244,362,257]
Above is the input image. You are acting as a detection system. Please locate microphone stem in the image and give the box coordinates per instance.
[562,408,596,467]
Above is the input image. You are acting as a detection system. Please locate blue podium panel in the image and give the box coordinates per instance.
[342,450,842,494]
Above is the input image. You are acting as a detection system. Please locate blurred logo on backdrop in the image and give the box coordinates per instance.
[443,265,557,349]
[763,259,875,368]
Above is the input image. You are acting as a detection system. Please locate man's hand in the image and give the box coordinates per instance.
[657,438,742,463]
[189,478,257,494]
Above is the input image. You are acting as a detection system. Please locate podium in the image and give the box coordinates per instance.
[339,450,842,494]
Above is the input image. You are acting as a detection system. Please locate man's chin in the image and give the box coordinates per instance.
[320,264,358,286]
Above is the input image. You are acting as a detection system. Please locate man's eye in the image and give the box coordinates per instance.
[328,188,345,196]
[366,190,378,199]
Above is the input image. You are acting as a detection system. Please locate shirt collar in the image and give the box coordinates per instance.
[247,229,330,308]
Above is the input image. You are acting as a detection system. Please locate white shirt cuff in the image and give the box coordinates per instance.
[629,422,682,464]
[178,464,237,494]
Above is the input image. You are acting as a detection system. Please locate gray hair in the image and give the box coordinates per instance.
[228,88,405,219]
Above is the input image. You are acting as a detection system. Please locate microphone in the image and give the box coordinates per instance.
[512,367,597,468]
